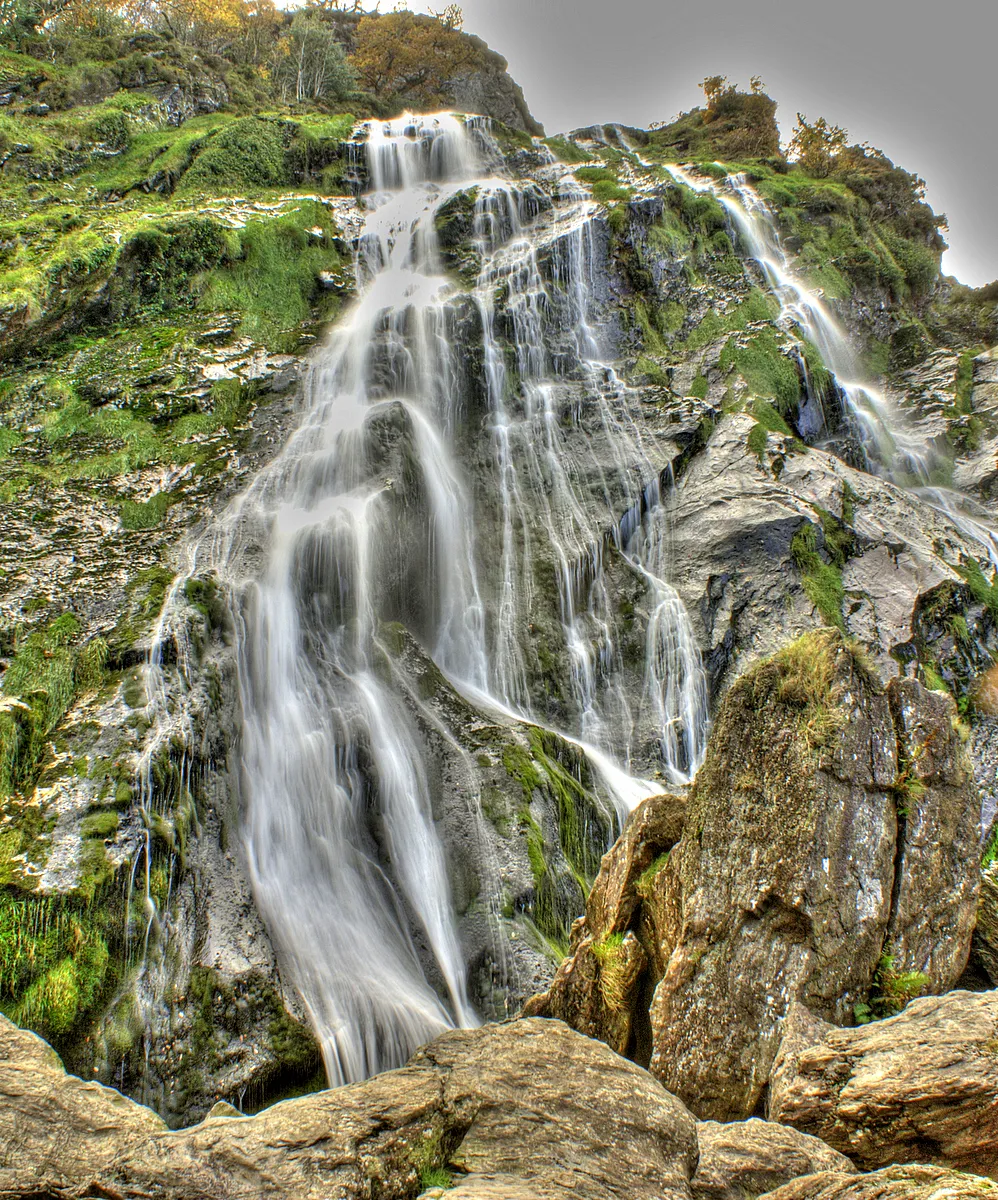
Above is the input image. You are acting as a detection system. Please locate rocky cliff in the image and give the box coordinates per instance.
[1,8,997,1163]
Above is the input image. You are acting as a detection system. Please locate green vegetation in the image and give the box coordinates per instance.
[635,852,670,899]
[0,613,108,800]
[854,953,929,1024]
[502,727,611,946]
[791,522,845,629]
[721,329,802,414]
[591,931,629,1013]
[956,558,998,620]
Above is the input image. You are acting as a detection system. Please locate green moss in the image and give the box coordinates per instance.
[954,349,978,414]
[720,329,802,415]
[790,522,845,630]
[747,421,768,463]
[689,373,708,399]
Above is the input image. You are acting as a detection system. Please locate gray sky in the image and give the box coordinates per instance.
[414,0,996,286]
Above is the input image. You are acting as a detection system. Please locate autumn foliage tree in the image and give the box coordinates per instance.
[788,113,848,178]
[349,9,483,106]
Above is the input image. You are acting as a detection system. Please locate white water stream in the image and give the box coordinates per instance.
[156,114,712,1084]
[662,162,998,563]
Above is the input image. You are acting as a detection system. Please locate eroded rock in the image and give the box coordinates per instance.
[1,1017,700,1200]
[769,991,998,1176]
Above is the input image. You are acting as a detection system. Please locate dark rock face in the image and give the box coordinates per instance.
[768,992,998,1178]
[527,630,981,1122]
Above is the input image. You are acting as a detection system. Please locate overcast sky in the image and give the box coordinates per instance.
[412,0,996,286]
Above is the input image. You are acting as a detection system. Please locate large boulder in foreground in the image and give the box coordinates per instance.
[0,1014,167,1190]
[649,632,979,1119]
[758,1164,998,1199]
[768,991,998,1178]
[527,630,981,1121]
[1,1015,699,1200]
[692,1118,855,1199]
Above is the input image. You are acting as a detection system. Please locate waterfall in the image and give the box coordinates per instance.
[197,112,710,1085]
[662,163,998,562]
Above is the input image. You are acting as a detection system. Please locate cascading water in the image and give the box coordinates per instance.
[662,162,998,561]
[194,112,710,1085]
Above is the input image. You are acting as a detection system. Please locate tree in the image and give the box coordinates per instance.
[157,0,245,50]
[350,10,481,105]
[787,112,848,178]
[274,12,354,103]
[700,74,734,112]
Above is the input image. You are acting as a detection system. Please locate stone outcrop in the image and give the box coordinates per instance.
[758,1165,998,1199]
[692,1118,855,1199]
[1,1016,699,1200]
[523,791,686,1055]
[528,629,981,1122]
[768,992,998,1177]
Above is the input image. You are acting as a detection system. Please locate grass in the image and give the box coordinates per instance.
[791,522,845,630]
[0,612,108,799]
[590,931,630,1013]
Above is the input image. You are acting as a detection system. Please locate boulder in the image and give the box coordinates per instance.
[526,632,981,1122]
[758,1164,998,1199]
[769,991,998,1176]
[0,1015,167,1192]
[692,1118,855,1199]
[523,792,687,1054]
[1,1017,700,1200]
[647,631,979,1119]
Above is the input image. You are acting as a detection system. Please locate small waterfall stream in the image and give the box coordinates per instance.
[662,163,998,561]
[187,114,712,1084]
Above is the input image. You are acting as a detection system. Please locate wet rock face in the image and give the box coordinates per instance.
[768,992,998,1178]
[527,630,981,1123]
[667,413,984,700]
